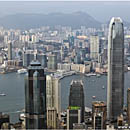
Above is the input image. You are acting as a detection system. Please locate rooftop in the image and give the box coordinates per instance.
[68,106,80,110]
[110,17,123,24]
[92,101,106,107]
[70,80,83,86]
[30,60,41,66]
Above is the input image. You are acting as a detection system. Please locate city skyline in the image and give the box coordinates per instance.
[0,1,130,128]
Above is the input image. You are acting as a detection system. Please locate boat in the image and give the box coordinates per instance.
[92,96,96,99]
[17,69,27,74]
[102,86,105,89]
[0,93,6,96]
[85,73,96,77]
[97,74,101,77]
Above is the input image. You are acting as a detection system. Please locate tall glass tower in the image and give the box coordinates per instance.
[25,60,47,129]
[69,80,84,122]
[107,17,124,121]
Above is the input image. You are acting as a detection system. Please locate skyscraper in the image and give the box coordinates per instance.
[74,53,81,64]
[47,107,57,129]
[47,55,57,70]
[8,41,12,60]
[127,88,130,125]
[25,60,47,129]
[107,17,124,121]
[92,101,107,129]
[67,106,81,129]
[69,80,84,122]
[46,75,61,118]
[68,35,74,46]
[90,35,101,60]
[23,51,34,67]
[37,54,47,68]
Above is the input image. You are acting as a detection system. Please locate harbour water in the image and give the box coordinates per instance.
[0,72,130,123]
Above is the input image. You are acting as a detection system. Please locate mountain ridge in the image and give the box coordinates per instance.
[0,12,129,30]
[0,12,101,29]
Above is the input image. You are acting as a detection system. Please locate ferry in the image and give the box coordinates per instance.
[85,73,96,77]
[92,96,96,99]
[102,86,105,89]
[54,71,76,79]
[0,93,6,96]
[17,69,27,74]
[96,74,101,77]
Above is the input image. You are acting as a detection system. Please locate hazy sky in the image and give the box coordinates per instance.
[0,1,130,22]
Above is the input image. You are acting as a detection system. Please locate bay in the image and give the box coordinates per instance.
[0,72,129,123]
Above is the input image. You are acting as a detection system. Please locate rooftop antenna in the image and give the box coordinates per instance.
[33,42,38,61]
[34,49,37,61]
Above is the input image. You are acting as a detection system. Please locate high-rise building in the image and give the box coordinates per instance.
[8,41,12,60]
[23,52,47,68]
[92,101,107,129]
[31,35,39,43]
[107,17,124,121]
[4,36,9,44]
[47,55,57,70]
[37,54,47,68]
[46,75,61,118]
[74,53,81,64]
[67,106,81,129]
[47,107,57,129]
[68,35,74,46]
[23,51,34,67]
[60,46,64,62]
[69,80,84,122]
[0,113,10,129]
[90,35,101,60]
[19,35,30,43]
[25,60,47,129]
[93,113,103,129]
[127,88,130,125]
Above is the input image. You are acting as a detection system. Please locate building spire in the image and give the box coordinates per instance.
[34,49,38,61]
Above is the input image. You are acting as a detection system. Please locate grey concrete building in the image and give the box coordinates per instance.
[127,88,130,125]
[107,17,124,121]
[92,101,107,129]
[37,54,47,68]
[23,52,47,68]
[8,41,12,60]
[23,51,34,67]
[47,55,57,70]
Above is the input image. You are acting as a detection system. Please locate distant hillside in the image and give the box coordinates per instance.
[0,12,101,29]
